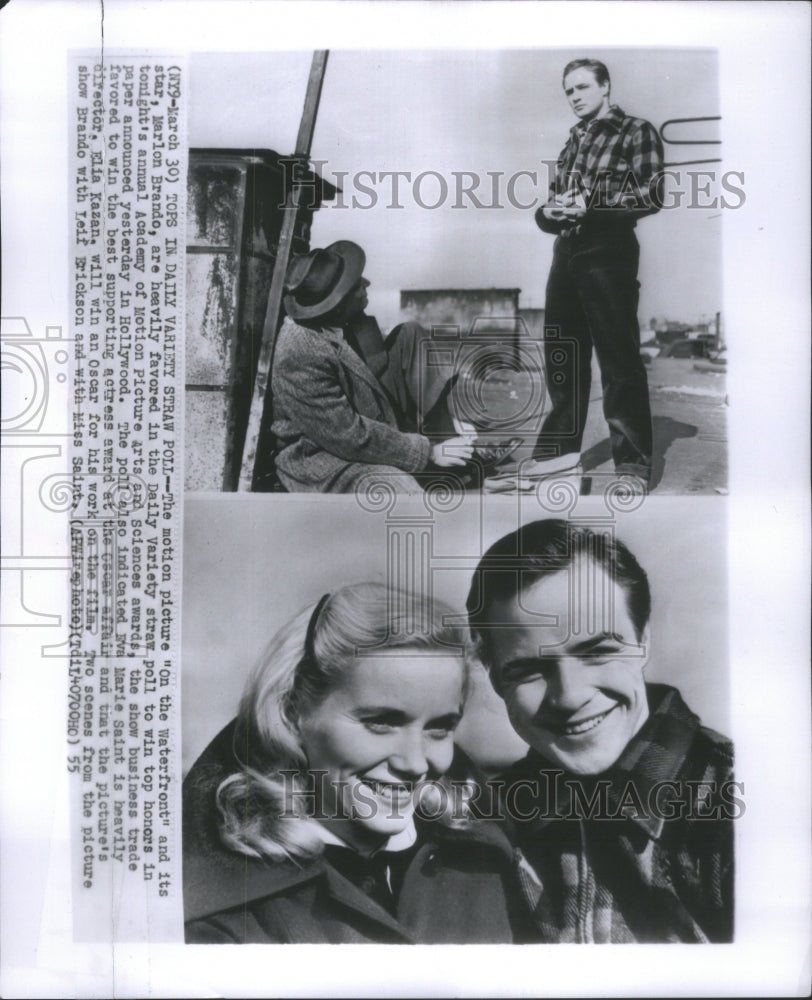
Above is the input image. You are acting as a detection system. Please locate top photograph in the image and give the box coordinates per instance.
[183,48,729,496]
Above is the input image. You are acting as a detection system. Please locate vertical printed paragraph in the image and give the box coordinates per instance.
[68,56,186,941]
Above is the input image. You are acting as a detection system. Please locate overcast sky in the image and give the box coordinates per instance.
[190,48,722,331]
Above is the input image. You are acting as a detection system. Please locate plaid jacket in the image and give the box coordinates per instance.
[538,104,664,234]
[502,684,736,942]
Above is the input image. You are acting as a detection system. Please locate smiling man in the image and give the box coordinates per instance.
[528,59,664,488]
[466,519,736,942]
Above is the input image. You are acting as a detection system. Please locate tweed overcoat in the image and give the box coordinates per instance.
[271,318,433,492]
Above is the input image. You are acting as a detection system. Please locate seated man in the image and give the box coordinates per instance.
[271,240,475,493]
[466,519,735,942]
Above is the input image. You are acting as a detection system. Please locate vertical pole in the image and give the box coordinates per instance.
[238,50,329,490]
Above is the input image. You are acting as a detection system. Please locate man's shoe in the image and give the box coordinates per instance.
[484,453,584,494]
[475,436,523,474]
[615,463,651,480]
[458,436,523,487]
[518,453,582,478]
[614,464,650,495]
[486,451,582,483]
[483,475,525,493]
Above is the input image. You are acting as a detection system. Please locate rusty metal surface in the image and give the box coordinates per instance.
[186,163,244,247]
[185,252,238,385]
[244,167,284,257]
[184,391,230,491]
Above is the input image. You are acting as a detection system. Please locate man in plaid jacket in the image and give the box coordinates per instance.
[466,519,735,942]
[530,59,664,488]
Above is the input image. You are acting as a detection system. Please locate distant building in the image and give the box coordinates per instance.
[654,320,693,346]
[517,306,545,341]
[400,287,521,334]
[399,288,544,363]
[650,313,723,349]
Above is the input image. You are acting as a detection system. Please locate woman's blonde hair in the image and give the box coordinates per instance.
[216,582,470,864]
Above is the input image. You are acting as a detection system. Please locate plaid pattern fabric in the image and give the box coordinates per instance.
[551,104,664,222]
[504,684,735,943]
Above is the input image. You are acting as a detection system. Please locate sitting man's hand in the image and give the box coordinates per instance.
[431,436,475,468]
[452,418,477,437]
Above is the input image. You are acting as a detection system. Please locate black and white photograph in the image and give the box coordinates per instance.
[184,47,728,497]
[0,1,809,998]
[181,496,733,945]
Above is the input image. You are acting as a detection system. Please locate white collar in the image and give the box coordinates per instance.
[314,820,418,858]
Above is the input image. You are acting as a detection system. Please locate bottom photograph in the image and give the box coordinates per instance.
[181,495,733,945]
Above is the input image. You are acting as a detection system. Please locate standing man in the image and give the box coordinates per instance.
[530,59,664,487]
[466,519,735,942]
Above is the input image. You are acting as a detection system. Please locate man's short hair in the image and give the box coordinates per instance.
[466,519,650,669]
[562,58,611,89]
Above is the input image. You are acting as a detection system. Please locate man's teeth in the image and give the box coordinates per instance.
[361,779,412,798]
[558,708,615,735]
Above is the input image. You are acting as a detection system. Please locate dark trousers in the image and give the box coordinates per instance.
[326,320,461,495]
[379,321,458,436]
[534,229,652,472]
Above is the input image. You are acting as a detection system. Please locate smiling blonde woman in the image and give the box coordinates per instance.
[182,582,532,944]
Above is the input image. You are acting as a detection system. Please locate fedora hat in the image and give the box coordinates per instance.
[283,240,366,320]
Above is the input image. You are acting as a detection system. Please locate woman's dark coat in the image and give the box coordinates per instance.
[183,722,531,944]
